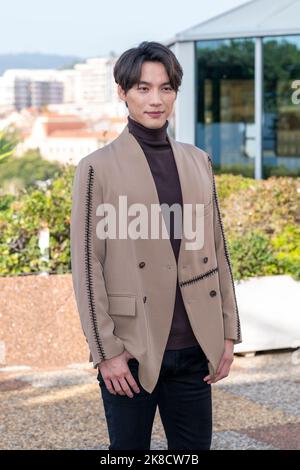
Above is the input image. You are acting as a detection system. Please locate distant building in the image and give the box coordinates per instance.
[165,0,300,178]
[15,112,125,165]
[0,56,121,116]
[73,57,118,106]
[0,69,64,111]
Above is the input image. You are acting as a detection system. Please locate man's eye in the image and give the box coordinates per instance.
[163,87,172,91]
[139,87,148,91]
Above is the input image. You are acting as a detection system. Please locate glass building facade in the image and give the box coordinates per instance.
[195,35,300,177]
[262,35,300,174]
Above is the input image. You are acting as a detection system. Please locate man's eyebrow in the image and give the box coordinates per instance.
[137,81,171,86]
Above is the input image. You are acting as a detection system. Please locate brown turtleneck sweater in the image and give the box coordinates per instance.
[127,115,199,350]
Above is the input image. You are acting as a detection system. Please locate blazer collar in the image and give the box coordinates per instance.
[115,124,201,265]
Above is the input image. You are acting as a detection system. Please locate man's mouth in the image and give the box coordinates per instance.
[146,111,164,116]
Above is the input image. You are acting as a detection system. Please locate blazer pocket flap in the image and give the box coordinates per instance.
[108,294,136,316]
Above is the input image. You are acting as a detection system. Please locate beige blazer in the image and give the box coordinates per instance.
[70,124,242,394]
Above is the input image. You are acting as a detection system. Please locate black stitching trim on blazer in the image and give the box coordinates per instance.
[179,267,218,287]
[85,164,106,361]
[207,154,242,342]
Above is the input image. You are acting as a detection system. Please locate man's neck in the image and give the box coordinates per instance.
[127,115,169,142]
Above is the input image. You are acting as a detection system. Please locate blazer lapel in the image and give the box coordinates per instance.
[167,134,196,269]
[115,124,204,271]
[116,125,176,265]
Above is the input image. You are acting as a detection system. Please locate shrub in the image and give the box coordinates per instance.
[218,174,300,281]
[271,225,300,280]
[229,230,279,280]
[0,164,74,276]
[0,168,299,280]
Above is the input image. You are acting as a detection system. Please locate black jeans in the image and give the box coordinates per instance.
[96,344,212,450]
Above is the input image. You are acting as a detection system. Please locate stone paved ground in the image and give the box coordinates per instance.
[0,350,299,450]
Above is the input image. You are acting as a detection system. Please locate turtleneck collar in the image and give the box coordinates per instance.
[127,115,169,142]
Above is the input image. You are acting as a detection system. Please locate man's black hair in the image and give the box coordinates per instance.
[113,41,183,107]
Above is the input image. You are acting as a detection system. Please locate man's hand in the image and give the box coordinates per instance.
[98,350,141,398]
[203,339,234,385]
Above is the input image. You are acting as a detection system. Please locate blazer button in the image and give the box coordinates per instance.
[139,261,146,268]
[143,296,147,303]
[210,290,217,297]
[203,257,208,263]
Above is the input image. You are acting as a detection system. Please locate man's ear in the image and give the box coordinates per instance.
[117,84,126,102]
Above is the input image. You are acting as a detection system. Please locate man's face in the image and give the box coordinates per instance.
[117,61,177,128]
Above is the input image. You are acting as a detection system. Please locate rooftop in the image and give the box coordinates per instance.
[165,0,300,44]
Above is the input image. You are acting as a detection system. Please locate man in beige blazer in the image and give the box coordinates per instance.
[70,41,242,451]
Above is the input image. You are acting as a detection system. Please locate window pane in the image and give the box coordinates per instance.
[263,35,300,176]
[196,38,255,176]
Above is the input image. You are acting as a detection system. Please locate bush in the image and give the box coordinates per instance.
[0,167,299,280]
[0,164,75,276]
[220,175,300,240]
[229,230,279,280]
[212,173,257,202]
[0,149,63,194]
[218,174,300,281]
[271,225,300,280]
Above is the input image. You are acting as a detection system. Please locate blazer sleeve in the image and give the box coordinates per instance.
[70,157,125,368]
[206,153,242,345]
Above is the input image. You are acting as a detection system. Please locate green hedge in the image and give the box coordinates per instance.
[0,167,299,280]
[221,175,300,280]
[0,165,74,276]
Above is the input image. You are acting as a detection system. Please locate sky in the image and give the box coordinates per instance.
[1,0,250,58]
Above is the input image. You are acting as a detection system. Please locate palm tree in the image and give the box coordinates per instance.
[0,126,19,163]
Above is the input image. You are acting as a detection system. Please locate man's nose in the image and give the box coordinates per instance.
[149,90,163,105]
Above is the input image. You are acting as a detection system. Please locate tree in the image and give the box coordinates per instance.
[0,126,19,164]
